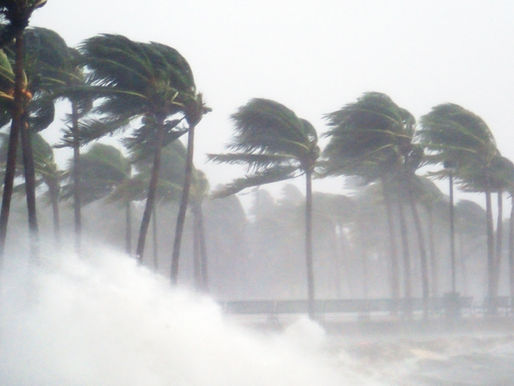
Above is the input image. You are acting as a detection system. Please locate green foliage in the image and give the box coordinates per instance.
[209,98,319,197]
[0,0,47,48]
[323,92,414,182]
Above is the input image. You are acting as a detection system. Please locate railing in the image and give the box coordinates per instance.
[221,296,511,316]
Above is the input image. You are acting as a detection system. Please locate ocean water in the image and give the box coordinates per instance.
[0,245,512,385]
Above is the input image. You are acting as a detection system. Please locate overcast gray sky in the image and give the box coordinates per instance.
[31,0,514,197]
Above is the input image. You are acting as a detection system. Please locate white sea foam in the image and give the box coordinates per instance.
[0,244,372,386]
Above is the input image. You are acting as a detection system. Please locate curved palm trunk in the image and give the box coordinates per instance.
[71,101,82,253]
[136,124,165,262]
[305,170,315,319]
[125,201,132,255]
[152,204,158,270]
[20,117,39,258]
[381,179,400,304]
[485,189,496,313]
[492,190,503,297]
[0,34,25,259]
[171,123,197,283]
[509,195,514,301]
[408,187,429,318]
[397,200,412,316]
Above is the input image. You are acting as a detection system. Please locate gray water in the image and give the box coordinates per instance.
[0,244,512,385]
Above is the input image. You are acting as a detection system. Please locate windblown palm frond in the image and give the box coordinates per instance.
[211,164,299,198]
[323,92,412,180]
[209,98,319,196]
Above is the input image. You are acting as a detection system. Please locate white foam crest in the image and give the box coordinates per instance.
[0,245,373,386]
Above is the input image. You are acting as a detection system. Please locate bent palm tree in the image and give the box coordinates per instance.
[80,34,201,261]
[420,104,498,309]
[323,92,415,308]
[209,98,320,318]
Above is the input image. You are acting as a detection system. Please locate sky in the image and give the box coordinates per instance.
[31,0,514,200]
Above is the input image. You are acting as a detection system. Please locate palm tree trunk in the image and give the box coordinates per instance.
[449,172,456,293]
[397,199,412,316]
[125,201,132,255]
[71,101,81,253]
[171,123,197,283]
[509,195,514,301]
[198,204,208,291]
[0,34,25,259]
[192,203,201,289]
[492,190,503,297]
[331,221,342,298]
[304,169,315,319]
[427,206,438,297]
[485,189,496,313]
[408,188,429,318]
[0,122,20,259]
[381,179,400,302]
[135,123,165,262]
[49,181,60,245]
[152,204,158,270]
[20,117,39,258]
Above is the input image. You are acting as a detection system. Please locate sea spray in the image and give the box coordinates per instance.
[0,245,372,386]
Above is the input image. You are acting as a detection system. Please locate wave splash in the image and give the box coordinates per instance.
[0,246,373,386]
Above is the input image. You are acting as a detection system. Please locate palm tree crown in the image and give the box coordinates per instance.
[209,98,319,196]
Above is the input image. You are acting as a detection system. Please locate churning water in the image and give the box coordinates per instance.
[0,244,513,385]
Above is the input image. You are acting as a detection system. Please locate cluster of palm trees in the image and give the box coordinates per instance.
[211,93,514,317]
[1,2,512,318]
[0,2,208,286]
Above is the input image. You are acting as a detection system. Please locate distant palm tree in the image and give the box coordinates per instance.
[416,176,446,297]
[79,34,201,261]
[209,98,320,318]
[63,143,131,252]
[420,103,498,306]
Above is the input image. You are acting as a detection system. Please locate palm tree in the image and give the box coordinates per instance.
[0,0,46,257]
[171,93,209,283]
[79,34,202,261]
[209,98,320,318]
[416,176,446,297]
[323,92,415,307]
[46,32,94,252]
[62,143,131,252]
[420,103,498,307]
[189,170,209,290]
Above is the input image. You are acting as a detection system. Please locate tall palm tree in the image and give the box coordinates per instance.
[420,103,498,307]
[323,92,415,306]
[47,33,94,252]
[209,98,320,318]
[171,93,209,283]
[79,34,201,261]
[0,0,46,257]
